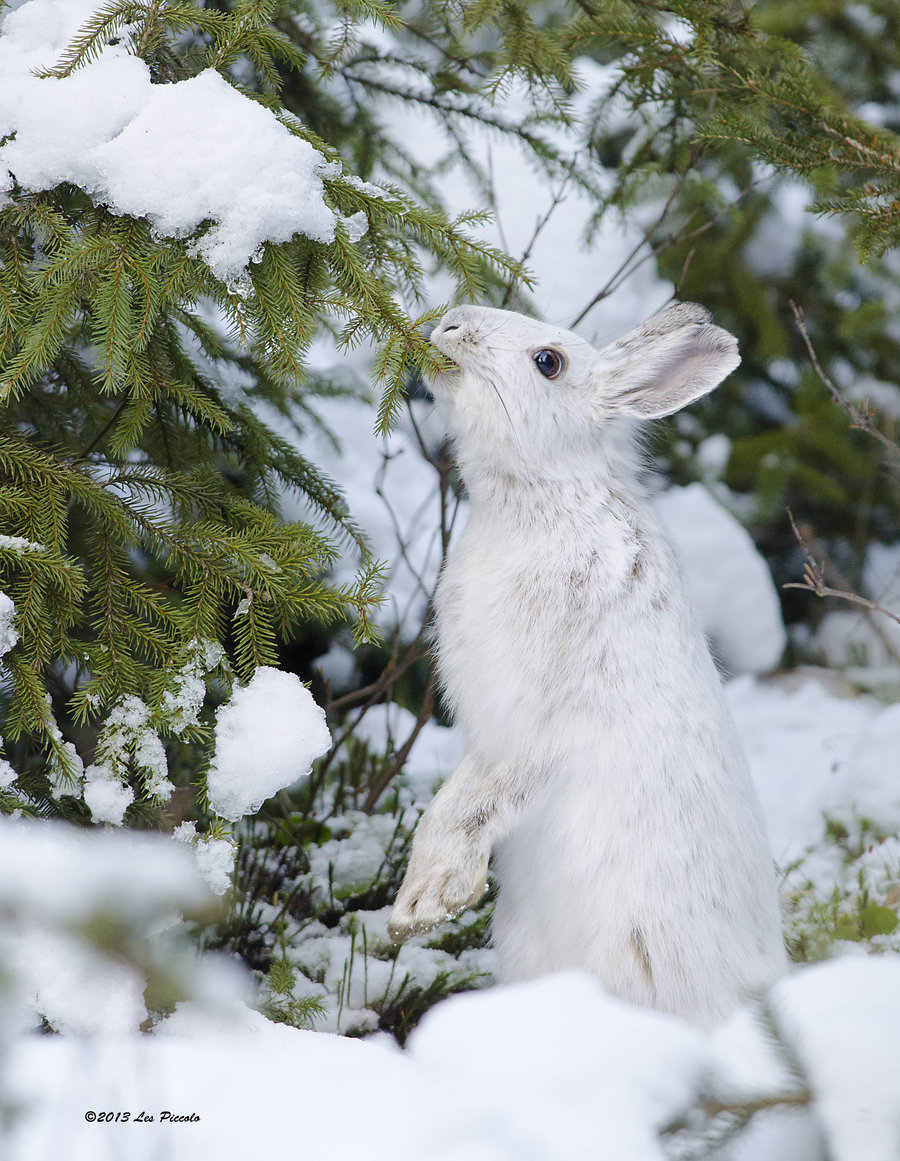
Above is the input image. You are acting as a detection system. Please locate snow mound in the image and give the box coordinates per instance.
[772,958,900,1161]
[0,817,210,924]
[409,971,707,1161]
[207,667,331,821]
[654,483,787,674]
[0,817,218,1036]
[8,961,900,1159]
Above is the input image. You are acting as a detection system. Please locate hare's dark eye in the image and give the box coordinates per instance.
[533,349,564,380]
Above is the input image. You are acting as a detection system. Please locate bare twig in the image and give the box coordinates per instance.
[783,508,900,630]
[80,396,130,458]
[789,300,900,460]
[363,666,436,812]
[570,176,759,329]
[323,639,429,714]
[500,167,576,309]
[674,245,697,296]
[315,399,465,812]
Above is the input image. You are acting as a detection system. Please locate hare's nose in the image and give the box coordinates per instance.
[430,319,462,345]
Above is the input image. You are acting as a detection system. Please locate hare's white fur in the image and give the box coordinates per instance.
[387,303,786,1027]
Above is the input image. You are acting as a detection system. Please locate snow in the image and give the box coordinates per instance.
[312,641,358,692]
[350,701,464,800]
[0,816,210,926]
[0,756,16,789]
[742,177,818,278]
[843,703,900,832]
[195,837,236,897]
[408,972,708,1161]
[0,594,20,792]
[0,533,43,554]
[82,762,135,825]
[6,960,900,1160]
[0,0,366,285]
[0,973,709,1161]
[91,70,340,282]
[93,695,173,805]
[726,674,898,865]
[7,927,148,1036]
[696,431,733,476]
[174,821,238,891]
[286,393,450,632]
[770,958,900,1161]
[704,958,900,1161]
[206,667,331,821]
[162,639,226,737]
[173,823,237,897]
[849,374,900,420]
[654,483,787,674]
[814,540,900,670]
[0,591,18,658]
[0,816,218,1037]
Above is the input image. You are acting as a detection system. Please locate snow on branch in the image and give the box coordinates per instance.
[0,0,366,285]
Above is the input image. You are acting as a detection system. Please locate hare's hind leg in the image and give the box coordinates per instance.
[387,754,531,943]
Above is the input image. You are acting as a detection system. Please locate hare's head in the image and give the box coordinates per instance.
[429,303,739,483]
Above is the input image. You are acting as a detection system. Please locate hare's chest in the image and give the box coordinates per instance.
[434,519,638,711]
[438,510,638,632]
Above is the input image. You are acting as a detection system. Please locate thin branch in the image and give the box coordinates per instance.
[571,176,759,329]
[501,167,576,309]
[783,508,900,630]
[80,395,130,458]
[789,300,900,460]
[363,666,436,812]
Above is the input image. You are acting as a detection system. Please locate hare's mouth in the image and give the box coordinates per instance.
[433,353,460,376]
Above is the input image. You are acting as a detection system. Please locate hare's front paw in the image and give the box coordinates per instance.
[387,843,488,943]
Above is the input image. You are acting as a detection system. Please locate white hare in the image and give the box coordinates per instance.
[387,302,786,1027]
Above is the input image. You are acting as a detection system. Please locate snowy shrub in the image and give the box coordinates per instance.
[207,721,493,1039]
[0,817,233,1039]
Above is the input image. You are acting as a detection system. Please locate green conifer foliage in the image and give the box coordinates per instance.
[561,0,900,627]
[0,0,527,821]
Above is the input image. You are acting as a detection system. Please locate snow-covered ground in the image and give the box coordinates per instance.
[3,664,900,1160]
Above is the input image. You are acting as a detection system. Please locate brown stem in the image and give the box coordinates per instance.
[362,666,437,812]
[789,300,900,460]
[783,508,900,633]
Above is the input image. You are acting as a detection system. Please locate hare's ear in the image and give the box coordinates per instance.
[598,303,740,420]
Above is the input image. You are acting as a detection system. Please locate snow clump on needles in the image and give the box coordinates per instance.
[207,667,331,822]
[0,0,367,285]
